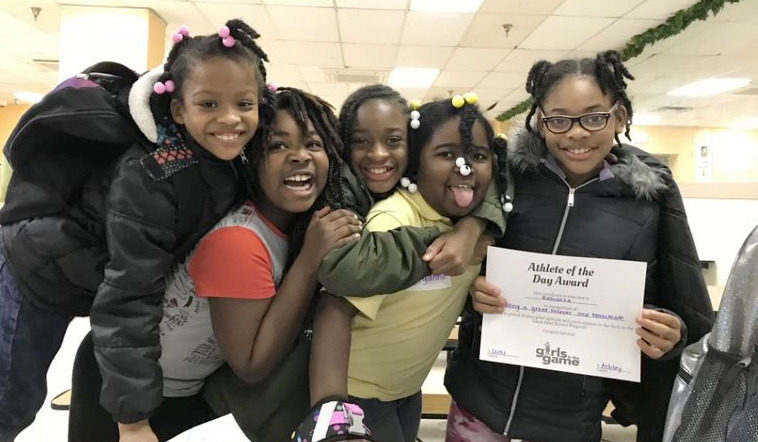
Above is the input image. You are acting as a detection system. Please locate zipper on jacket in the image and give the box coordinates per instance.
[502,164,598,436]
[503,366,525,435]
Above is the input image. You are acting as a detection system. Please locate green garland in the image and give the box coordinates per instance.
[495,0,744,122]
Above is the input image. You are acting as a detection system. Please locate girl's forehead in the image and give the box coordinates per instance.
[543,76,612,111]
[356,99,406,120]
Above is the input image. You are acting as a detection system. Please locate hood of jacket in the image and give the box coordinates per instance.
[508,127,669,200]
[128,66,164,143]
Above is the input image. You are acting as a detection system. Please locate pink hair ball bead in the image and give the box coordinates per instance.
[153,82,166,95]
[164,80,176,93]
[218,26,230,38]
[222,36,236,47]
[178,25,190,36]
[171,32,183,43]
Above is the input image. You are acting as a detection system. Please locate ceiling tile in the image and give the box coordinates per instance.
[479,0,563,15]
[276,41,344,67]
[477,71,524,90]
[434,70,487,88]
[267,6,339,42]
[263,0,333,6]
[396,45,453,69]
[395,87,429,101]
[266,63,305,84]
[665,23,758,57]
[519,16,615,50]
[342,43,397,68]
[194,3,277,39]
[495,49,568,74]
[710,0,758,24]
[554,0,645,18]
[580,18,661,52]
[306,81,350,96]
[444,48,510,71]
[298,66,329,82]
[400,11,474,46]
[336,0,408,9]
[338,9,404,44]
[459,14,548,49]
[625,0,700,20]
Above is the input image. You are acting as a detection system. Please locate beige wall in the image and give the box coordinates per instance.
[632,125,758,184]
[0,104,31,197]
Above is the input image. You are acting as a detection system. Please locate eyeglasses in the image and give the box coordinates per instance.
[540,103,618,134]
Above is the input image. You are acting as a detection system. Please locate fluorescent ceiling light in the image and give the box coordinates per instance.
[668,78,750,97]
[13,91,43,104]
[410,0,484,13]
[388,67,439,88]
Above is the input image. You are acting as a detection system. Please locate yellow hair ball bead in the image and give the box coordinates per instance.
[409,99,422,110]
[463,92,479,105]
[451,95,465,108]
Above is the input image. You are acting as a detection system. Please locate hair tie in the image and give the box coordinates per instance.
[451,95,465,108]
[501,195,514,213]
[463,92,478,105]
[218,25,236,47]
[455,156,472,176]
[400,177,418,193]
[171,25,190,43]
[153,80,175,95]
[409,98,421,129]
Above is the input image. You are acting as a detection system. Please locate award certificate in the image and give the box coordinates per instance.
[480,247,646,382]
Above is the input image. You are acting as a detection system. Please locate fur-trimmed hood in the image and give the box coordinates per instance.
[128,66,164,143]
[507,127,669,200]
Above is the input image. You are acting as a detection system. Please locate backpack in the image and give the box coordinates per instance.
[0,61,140,224]
[0,61,205,258]
[663,224,758,442]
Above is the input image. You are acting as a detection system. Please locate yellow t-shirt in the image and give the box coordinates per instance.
[346,189,480,401]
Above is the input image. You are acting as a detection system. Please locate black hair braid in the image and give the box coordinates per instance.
[491,135,509,207]
[524,60,553,133]
[225,19,269,82]
[338,84,409,162]
[595,50,635,144]
[458,104,478,163]
[149,35,192,122]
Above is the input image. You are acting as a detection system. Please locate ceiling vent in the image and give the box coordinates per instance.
[655,105,694,113]
[32,58,59,71]
[326,69,387,84]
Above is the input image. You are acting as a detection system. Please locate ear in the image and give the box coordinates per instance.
[533,109,546,136]
[613,105,628,134]
[170,99,185,125]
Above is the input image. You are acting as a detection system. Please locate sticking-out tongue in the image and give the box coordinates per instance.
[451,186,474,208]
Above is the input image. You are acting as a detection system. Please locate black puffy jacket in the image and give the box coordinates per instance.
[445,129,714,442]
[0,68,245,422]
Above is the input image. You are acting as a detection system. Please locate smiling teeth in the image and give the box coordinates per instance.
[567,147,591,154]
[285,174,311,182]
[215,133,240,142]
[366,167,390,174]
[453,184,472,189]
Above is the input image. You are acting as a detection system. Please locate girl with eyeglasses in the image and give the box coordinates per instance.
[444,50,715,442]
